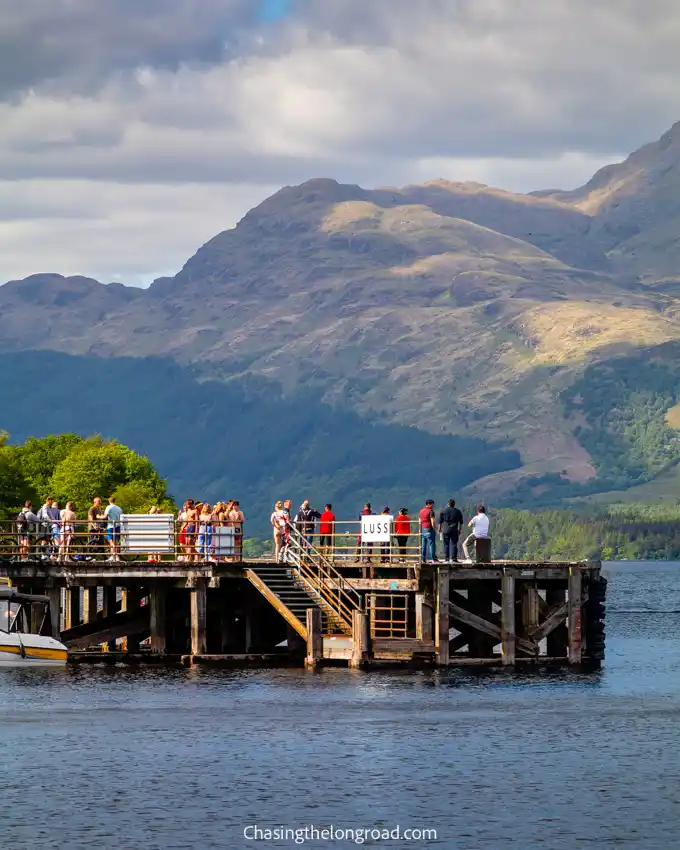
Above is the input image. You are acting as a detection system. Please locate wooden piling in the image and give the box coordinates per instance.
[435,566,450,666]
[149,583,167,654]
[305,608,322,668]
[501,572,516,666]
[100,585,118,651]
[415,593,433,642]
[568,568,582,664]
[64,587,80,631]
[520,582,540,658]
[350,610,371,668]
[46,585,61,639]
[83,587,98,624]
[190,579,208,656]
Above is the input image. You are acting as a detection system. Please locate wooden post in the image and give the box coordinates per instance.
[435,566,450,666]
[568,568,583,665]
[190,579,208,656]
[150,583,167,654]
[546,586,567,657]
[83,587,98,624]
[350,610,371,668]
[120,587,142,653]
[101,585,117,651]
[415,593,433,642]
[64,587,80,631]
[520,582,540,657]
[47,585,61,639]
[501,572,516,666]
[305,608,322,668]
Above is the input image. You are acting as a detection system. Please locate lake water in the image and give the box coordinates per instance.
[2,562,680,849]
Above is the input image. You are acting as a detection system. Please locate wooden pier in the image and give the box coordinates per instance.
[0,556,606,669]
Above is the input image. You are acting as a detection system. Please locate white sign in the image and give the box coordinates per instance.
[361,515,393,543]
[121,514,175,554]
[214,525,236,557]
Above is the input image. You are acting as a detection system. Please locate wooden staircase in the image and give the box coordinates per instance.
[245,526,362,640]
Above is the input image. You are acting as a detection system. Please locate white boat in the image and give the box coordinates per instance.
[0,586,68,666]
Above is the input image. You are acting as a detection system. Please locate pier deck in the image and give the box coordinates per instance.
[0,556,606,669]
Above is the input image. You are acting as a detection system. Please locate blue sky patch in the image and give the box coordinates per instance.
[259,0,292,21]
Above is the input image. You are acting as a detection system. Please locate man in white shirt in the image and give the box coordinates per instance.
[462,505,490,562]
[104,496,123,561]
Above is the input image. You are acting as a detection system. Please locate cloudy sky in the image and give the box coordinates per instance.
[2,0,680,285]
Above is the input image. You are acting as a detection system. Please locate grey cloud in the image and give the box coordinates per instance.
[0,0,259,97]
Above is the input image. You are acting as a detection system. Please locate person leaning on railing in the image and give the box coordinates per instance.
[87,496,107,559]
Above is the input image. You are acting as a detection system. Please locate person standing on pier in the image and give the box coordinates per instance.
[462,505,490,563]
[438,499,464,563]
[294,500,321,557]
[105,496,123,562]
[16,501,40,560]
[58,501,77,562]
[419,499,437,563]
[394,508,411,560]
[318,504,336,559]
[357,503,375,563]
[271,501,288,563]
[87,496,106,559]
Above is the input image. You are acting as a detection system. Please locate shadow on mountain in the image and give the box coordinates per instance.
[0,352,520,533]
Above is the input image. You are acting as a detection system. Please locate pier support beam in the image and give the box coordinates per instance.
[546,586,567,657]
[120,587,142,652]
[435,566,450,666]
[350,610,371,669]
[64,587,80,631]
[47,585,61,639]
[415,593,433,642]
[190,579,208,656]
[83,587,98,625]
[305,608,322,669]
[150,583,167,654]
[568,569,583,665]
[501,572,516,666]
[520,583,540,657]
[101,586,117,651]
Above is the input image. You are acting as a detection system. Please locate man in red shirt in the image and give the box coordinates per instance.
[419,499,437,562]
[318,503,336,559]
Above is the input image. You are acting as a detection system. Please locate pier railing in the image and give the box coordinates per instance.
[0,516,244,562]
[283,522,363,632]
[0,516,430,567]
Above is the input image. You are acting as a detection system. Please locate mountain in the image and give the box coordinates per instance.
[539,120,680,286]
[4,122,680,523]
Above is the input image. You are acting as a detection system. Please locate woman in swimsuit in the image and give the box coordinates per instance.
[59,501,77,562]
[183,499,198,562]
[197,503,215,561]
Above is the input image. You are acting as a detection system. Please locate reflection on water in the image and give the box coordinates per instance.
[2,562,680,849]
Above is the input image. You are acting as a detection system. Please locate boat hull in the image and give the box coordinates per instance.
[0,638,68,666]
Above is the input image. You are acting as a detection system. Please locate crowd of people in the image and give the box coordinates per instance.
[16,495,124,562]
[270,498,491,564]
[176,499,245,562]
[12,496,246,563]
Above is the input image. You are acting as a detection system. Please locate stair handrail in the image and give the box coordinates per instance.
[284,521,362,630]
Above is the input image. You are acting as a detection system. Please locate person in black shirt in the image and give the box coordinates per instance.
[294,500,321,556]
[437,499,464,563]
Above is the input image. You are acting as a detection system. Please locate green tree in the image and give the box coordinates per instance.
[0,432,35,518]
[10,433,84,499]
[113,481,176,514]
[49,442,168,513]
